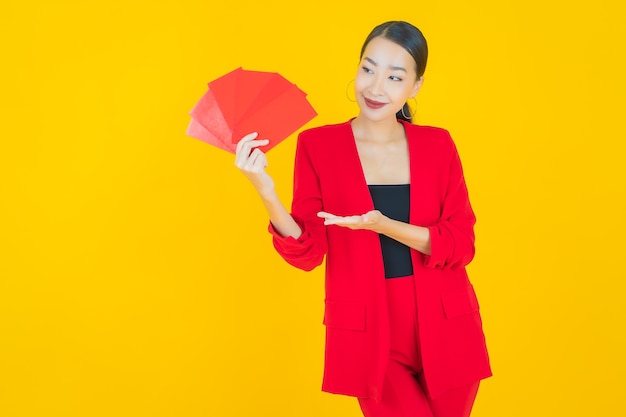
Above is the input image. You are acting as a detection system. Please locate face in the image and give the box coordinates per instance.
[354,36,423,122]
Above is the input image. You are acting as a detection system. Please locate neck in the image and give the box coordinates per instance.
[351,115,404,143]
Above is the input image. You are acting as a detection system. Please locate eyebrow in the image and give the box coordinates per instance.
[364,57,407,73]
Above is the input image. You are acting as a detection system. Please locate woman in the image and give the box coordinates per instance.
[235,21,492,417]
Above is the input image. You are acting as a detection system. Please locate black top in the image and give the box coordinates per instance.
[368,184,414,278]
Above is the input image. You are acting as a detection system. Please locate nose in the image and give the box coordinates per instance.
[368,74,385,96]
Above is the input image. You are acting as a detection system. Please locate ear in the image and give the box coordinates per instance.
[410,76,424,97]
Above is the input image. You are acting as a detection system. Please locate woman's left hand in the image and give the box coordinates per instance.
[317,210,386,232]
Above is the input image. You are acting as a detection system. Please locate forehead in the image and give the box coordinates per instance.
[361,37,415,69]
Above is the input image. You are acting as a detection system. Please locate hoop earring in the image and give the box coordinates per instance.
[401,97,418,119]
[346,79,356,102]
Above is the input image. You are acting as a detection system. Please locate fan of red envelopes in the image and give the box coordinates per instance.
[186,67,317,153]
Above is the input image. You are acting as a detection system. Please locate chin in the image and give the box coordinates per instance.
[358,109,397,123]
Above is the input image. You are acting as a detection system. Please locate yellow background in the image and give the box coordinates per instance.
[2,0,625,416]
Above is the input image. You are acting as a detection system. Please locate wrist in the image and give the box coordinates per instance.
[372,212,391,234]
[257,187,278,202]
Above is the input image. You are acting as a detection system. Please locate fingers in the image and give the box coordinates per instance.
[235,132,259,155]
[235,132,255,164]
[318,211,359,221]
[317,211,339,226]
[318,212,346,224]
[235,132,270,168]
[318,211,361,225]
[318,211,377,229]
[245,148,268,171]
[317,211,335,219]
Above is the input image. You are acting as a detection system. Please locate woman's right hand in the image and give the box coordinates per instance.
[235,132,274,197]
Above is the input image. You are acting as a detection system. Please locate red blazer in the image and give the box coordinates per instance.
[269,119,492,401]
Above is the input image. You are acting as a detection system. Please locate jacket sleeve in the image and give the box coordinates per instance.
[268,131,327,271]
[423,132,476,270]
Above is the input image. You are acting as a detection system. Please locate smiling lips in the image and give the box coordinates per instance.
[364,97,387,109]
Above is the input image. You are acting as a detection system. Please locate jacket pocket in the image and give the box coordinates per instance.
[441,284,480,319]
[323,300,366,331]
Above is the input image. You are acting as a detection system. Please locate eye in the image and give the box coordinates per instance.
[361,66,373,74]
[389,75,403,82]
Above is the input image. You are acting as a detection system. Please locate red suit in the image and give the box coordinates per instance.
[268,119,492,402]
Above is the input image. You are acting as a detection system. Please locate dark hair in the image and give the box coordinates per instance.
[359,21,428,123]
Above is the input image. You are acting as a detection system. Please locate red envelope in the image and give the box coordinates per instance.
[187,68,317,153]
[187,89,234,151]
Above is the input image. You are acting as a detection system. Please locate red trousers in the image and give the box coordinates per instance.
[358,275,480,417]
